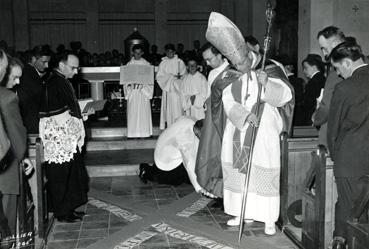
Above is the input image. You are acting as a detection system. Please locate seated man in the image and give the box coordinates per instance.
[153,116,214,197]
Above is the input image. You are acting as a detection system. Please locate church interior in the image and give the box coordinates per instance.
[0,0,368,249]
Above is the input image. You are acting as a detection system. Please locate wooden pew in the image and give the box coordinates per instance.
[301,145,337,249]
[27,135,52,247]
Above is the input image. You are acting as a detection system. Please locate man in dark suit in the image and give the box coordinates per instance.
[0,52,29,241]
[312,26,345,146]
[17,45,51,134]
[328,41,369,248]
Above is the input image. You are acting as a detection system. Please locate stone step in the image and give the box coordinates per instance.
[86,136,158,151]
[88,126,162,139]
[85,149,154,177]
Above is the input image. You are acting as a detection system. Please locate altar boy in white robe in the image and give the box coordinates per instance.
[180,58,209,120]
[205,12,294,235]
[157,43,186,129]
[125,44,153,138]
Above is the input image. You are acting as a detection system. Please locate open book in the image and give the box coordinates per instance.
[78,98,107,113]
[120,64,154,85]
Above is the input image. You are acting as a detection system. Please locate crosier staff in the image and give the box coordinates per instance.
[238,0,274,243]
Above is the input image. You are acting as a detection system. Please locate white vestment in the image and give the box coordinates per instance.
[221,71,292,224]
[156,55,187,129]
[180,71,209,120]
[154,116,201,192]
[124,58,153,137]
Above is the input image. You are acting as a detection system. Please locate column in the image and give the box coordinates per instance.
[85,0,99,53]
[154,0,168,52]
[12,0,30,50]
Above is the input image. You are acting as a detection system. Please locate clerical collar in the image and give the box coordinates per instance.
[29,63,43,77]
[54,69,67,78]
[310,71,320,79]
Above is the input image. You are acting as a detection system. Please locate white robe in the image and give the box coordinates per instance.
[124,58,153,137]
[180,71,209,120]
[221,71,292,224]
[156,55,187,129]
[154,116,202,192]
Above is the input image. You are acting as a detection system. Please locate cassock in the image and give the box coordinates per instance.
[221,64,293,224]
[180,71,209,120]
[156,55,186,129]
[195,60,232,197]
[154,116,202,192]
[17,63,45,134]
[125,58,153,138]
[39,70,89,218]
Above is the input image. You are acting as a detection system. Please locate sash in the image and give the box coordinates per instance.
[232,74,265,173]
[210,68,242,140]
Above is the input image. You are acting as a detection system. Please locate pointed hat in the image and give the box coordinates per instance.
[205,12,247,65]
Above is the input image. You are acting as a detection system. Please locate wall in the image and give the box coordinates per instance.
[0,0,254,54]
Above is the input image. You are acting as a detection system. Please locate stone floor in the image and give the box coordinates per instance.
[43,175,299,249]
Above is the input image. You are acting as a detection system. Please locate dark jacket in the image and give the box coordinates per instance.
[17,64,44,134]
[303,71,325,125]
[0,87,27,195]
[328,65,369,177]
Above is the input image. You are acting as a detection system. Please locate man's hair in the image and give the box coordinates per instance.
[164,43,175,51]
[244,35,259,46]
[132,44,144,52]
[302,53,325,73]
[31,45,51,59]
[330,41,364,63]
[53,50,77,68]
[1,56,24,87]
[200,42,220,55]
[317,26,345,41]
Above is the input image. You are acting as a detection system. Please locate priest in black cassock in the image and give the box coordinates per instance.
[39,51,92,223]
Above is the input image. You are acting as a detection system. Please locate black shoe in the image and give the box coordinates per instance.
[56,213,82,223]
[331,237,346,249]
[73,211,86,218]
[211,198,224,210]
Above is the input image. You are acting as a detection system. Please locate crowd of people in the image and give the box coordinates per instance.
[0,11,368,249]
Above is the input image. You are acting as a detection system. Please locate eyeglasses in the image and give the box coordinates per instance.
[65,63,80,71]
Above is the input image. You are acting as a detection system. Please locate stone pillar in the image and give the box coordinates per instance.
[12,0,30,50]
[85,0,99,53]
[154,0,168,52]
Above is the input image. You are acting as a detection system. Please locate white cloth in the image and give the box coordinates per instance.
[207,60,229,97]
[221,71,292,224]
[157,55,187,129]
[124,58,153,137]
[154,116,202,192]
[180,71,209,120]
[39,110,85,164]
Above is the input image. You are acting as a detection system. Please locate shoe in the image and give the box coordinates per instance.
[73,211,86,218]
[264,223,276,235]
[226,217,254,226]
[331,237,346,249]
[56,213,82,223]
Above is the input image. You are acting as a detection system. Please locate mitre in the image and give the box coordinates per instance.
[205,12,247,65]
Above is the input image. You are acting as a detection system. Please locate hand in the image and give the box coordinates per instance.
[22,158,34,176]
[256,69,268,87]
[246,113,259,127]
[190,95,196,105]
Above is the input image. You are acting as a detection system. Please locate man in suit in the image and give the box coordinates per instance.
[328,41,369,248]
[312,26,345,146]
[17,45,51,134]
[0,52,31,242]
